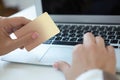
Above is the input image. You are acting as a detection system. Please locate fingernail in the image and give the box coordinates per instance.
[32,32,39,39]
[84,32,92,37]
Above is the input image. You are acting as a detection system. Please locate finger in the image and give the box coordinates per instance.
[11,32,39,49]
[96,36,105,48]
[73,44,83,53]
[8,17,31,27]
[73,44,83,58]
[0,16,7,19]
[83,32,96,46]
[53,61,70,74]
[107,46,115,55]
[4,17,31,33]
[106,46,116,74]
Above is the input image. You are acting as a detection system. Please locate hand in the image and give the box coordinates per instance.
[54,33,116,80]
[0,17,39,56]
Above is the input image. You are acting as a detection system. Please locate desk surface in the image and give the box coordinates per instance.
[0,5,120,80]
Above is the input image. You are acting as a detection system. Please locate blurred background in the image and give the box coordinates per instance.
[0,0,34,16]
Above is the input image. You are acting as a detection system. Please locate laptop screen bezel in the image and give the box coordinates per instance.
[35,0,120,24]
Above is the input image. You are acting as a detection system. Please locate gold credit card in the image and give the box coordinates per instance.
[15,12,60,51]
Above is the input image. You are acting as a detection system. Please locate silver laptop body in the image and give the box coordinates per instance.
[2,0,120,72]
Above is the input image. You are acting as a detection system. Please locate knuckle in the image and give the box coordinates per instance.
[84,32,92,36]
[5,40,12,47]
[108,45,114,50]
[87,43,96,48]
[96,36,104,42]
[96,36,102,39]
[74,44,83,50]
[107,46,115,56]
[18,17,26,21]
[73,44,83,56]
[19,17,26,19]
[86,43,97,52]
[89,44,96,49]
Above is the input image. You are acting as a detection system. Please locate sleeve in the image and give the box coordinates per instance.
[76,69,119,80]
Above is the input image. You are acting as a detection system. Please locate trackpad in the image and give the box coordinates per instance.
[40,47,73,65]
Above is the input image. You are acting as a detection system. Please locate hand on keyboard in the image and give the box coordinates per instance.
[54,33,116,80]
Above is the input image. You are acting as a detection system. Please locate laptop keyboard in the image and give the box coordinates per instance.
[44,24,120,49]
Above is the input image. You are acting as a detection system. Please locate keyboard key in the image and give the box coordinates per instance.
[113,46,118,48]
[76,34,83,37]
[77,38,83,42]
[113,26,120,31]
[62,30,69,33]
[110,40,118,44]
[55,37,62,41]
[106,26,113,31]
[70,38,77,42]
[82,26,90,30]
[62,37,69,41]
[92,31,99,36]
[61,33,68,37]
[90,26,97,31]
[104,40,110,44]
[63,25,69,30]
[76,26,82,30]
[57,25,63,29]
[116,31,120,35]
[99,31,107,36]
[101,35,108,40]
[69,26,76,30]
[107,32,115,35]
[69,30,76,33]
[116,36,120,39]
[97,26,105,31]
[69,34,76,37]
[108,36,115,39]
[77,30,83,34]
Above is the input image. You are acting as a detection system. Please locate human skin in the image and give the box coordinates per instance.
[0,17,39,56]
[54,33,116,80]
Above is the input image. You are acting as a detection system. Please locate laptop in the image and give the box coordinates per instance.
[2,0,120,72]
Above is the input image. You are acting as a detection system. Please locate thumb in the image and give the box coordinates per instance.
[53,61,70,75]
[12,32,39,49]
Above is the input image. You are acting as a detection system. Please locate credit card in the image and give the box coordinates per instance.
[15,12,60,51]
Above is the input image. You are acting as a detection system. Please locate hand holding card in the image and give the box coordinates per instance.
[15,12,60,51]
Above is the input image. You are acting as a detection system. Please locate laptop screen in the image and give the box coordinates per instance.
[42,0,120,15]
